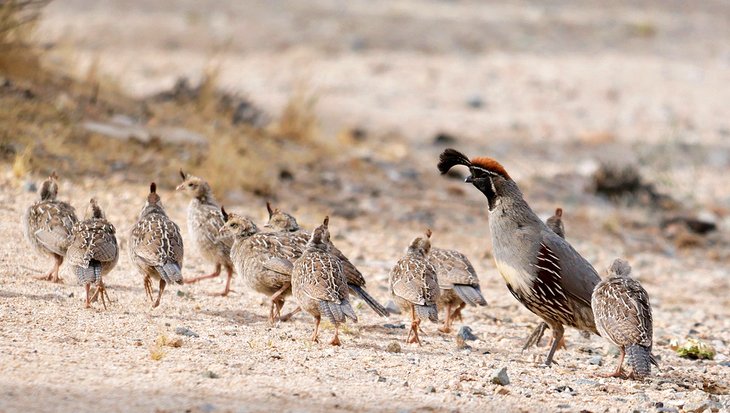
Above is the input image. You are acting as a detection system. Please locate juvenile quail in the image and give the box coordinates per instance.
[292,216,357,345]
[66,199,118,309]
[389,229,440,345]
[592,258,658,379]
[438,149,600,365]
[176,170,235,296]
[429,246,487,333]
[265,203,389,317]
[129,183,184,308]
[220,207,302,323]
[546,208,565,239]
[22,171,78,283]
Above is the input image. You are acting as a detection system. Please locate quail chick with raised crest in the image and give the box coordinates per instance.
[129,183,184,308]
[220,207,302,323]
[22,171,78,283]
[292,216,357,345]
[265,203,388,317]
[429,244,487,333]
[592,258,658,379]
[439,149,600,365]
[176,170,235,296]
[67,199,118,309]
[389,229,440,345]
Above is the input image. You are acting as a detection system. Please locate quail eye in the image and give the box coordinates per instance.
[188,183,193,187]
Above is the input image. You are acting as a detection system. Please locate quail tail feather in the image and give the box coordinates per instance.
[415,304,438,322]
[453,284,488,306]
[319,300,358,324]
[76,261,102,285]
[349,284,389,317]
[626,345,657,378]
[158,263,183,285]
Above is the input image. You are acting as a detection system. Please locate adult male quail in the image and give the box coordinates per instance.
[438,149,600,365]
[389,229,440,345]
[592,258,658,379]
[66,199,118,309]
[265,203,389,317]
[176,170,235,296]
[220,207,302,323]
[429,245,487,333]
[22,171,78,283]
[292,216,357,345]
[129,183,184,308]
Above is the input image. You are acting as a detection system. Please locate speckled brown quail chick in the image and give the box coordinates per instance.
[592,258,658,379]
[220,207,303,323]
[429,246,487,333]
[176,170,234,296]
[129,183,184,308]
[546,208,565,239]
[389,229,440,345]
[66,199,118,309]
[22,171,78,283]
[292,216,357,345]
[265,203,389,317]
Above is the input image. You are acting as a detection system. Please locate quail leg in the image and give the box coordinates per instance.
[599,348,626,378]
[311,316,321,343]
[50,256,64,283]
[143,276,154,302]
[184,263,221,284]
[406,305,422,345]
[93,282,110,310]
[213,264,234,297]
[152,279,166,308]
[544,324,564,366]
[451,302,466,322]
[438,303,452,333]
[523,322,549,351]
[84,284,92,308]
[279,306,301,322]
[330,323,341,346]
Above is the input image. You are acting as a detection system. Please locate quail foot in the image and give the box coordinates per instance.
[265,203,388,317]
[129,183,184,308]
[592,258,658,379]
[176,170,235,296]
[438,149,600,365]
[389,229,440,345]
[22,171,78,283]
[292,216,357,346]
[66,199,118,309]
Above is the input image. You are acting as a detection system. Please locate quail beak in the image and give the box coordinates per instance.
[263,223,272,229]
[464,174,474,183]
[175,183,185,191]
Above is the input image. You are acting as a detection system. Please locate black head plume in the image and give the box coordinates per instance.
[221,206,229,222]
[150,182,157,193]
[425,228,432,239]
[179,169,187,181]
[437,148,472,174]
[266,202,274,218]
[323,215,329,228]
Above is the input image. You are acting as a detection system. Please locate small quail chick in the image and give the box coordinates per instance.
[129,183,184,308]
[592,258,658,379]
[220,207,302,323]
[22,171,78,283]
[265,203,388,317]
[429,245,487,333]
[66,199,119,309]
[292,216,357,345]
[389,229,440,345]
[176,170,235,296]
[546,208,565,239]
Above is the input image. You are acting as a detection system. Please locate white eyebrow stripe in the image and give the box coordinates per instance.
[470,166,498,176]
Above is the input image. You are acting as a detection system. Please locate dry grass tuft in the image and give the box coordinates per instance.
[276,85,320,143]
[11,144,32,178]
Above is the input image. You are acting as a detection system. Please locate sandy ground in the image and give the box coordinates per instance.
[2,0,730,412]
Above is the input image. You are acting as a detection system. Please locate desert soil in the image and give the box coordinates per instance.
[2,0,730,412]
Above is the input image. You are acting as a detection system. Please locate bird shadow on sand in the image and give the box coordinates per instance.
[0,289,65,301]
[200,308,269,324]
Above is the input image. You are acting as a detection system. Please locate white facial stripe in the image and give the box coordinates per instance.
[471,166,498,176]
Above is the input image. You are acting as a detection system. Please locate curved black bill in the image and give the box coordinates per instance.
[464,175,474,183]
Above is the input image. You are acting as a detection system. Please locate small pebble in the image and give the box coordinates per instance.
[386,342,401,353]
[490,367,510,386]
[425,386,436,394]
[589,355,603,366]
[23,181,37,192]
[203,370,219,379]
[383,323,405,329]
[458,326,478,341]
[175,326,199,337]
[384,301,401,315]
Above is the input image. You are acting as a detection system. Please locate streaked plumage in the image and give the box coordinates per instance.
[592,258,658,379]
[389,229,440,345]
[177,170,235,296]
[128,183,184,308]
[22,171,78,283]
[292,216,357,345]
[220,208,302,323]
[430,247,487,333]
[66,199,118,309]
[265,203,388,317]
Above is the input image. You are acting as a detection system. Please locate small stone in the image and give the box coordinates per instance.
[683,400,710,413]
[166,338,183,348]
[386,342,402,353]
[383,323,405,329]
[175,326,199,337]
[490,367,510,386]
[458,326,478,341]
[385,300,401,315]
[657,408,679,413]
[589,355,603,366]
[23,181,37,192]
[377,376,386,383]
[203,370,219,379]
[496,387,510,395]
[425,386,436,394]
[466,94,484,109]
